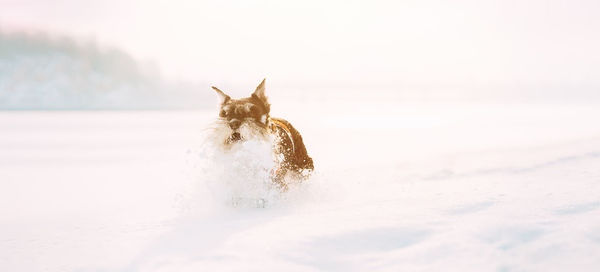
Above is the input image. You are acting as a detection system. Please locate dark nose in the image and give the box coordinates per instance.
[229,119,241,130]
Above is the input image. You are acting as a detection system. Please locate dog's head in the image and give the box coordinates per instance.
[211,79,271,145]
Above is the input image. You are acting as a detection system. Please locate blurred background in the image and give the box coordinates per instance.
[1,0,599,109]
[2,1,600,271]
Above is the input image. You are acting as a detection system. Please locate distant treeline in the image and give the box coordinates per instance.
[0,31,212,110]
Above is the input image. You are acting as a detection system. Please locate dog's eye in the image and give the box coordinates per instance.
[248,105,258,114]
[219,110,226,117]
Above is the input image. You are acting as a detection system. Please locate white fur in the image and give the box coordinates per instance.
[206,118,270,151]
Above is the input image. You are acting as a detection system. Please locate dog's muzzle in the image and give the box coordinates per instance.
[229,119,241,130]
[227,132,242,143]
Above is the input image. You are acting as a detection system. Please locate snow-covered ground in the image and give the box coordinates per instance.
[2,102,600,271]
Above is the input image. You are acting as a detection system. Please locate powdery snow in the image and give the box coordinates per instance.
[1,103,600,271]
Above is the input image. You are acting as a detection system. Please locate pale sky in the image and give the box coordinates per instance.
[1,0,599,90]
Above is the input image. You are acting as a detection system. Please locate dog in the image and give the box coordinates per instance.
[211,79,314,189]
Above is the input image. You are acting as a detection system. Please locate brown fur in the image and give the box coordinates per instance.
[212,79,313,188]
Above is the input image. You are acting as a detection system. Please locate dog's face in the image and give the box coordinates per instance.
[212,79,271,145]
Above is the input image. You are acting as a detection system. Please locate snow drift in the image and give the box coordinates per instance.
[2,103,600,271]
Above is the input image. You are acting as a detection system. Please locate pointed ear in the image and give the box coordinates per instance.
[212,86,230,104]
[252,78,267,104]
